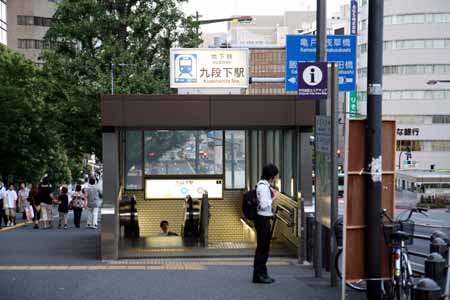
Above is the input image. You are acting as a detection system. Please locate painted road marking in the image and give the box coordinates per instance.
[0,222,29,232]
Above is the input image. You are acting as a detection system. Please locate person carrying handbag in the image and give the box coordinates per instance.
[70,184,84,228]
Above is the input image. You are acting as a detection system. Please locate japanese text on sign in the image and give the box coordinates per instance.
[170,48,249,88]
[397,128,420,137]
[285,35,357,92]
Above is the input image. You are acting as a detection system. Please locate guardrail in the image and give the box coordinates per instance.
[407,224,450,282]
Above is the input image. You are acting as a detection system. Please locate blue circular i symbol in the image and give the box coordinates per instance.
[181,187,188,194]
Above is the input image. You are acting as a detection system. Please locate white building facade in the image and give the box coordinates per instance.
[357,0,450,170]
[0,0,6,45]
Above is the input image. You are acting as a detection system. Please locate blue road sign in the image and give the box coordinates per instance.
[298,62,328,100]
[350,0,358,35]
[285,35,357,92]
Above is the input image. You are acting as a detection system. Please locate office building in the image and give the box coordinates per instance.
[6,0,59,62]
[228,11,316,47]
[0,0,6,45]
[357,0,450,170]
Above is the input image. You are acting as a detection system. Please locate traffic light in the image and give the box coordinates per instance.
[336,149,341,157]
[406,151,412,165]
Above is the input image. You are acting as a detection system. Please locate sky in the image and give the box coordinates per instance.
[183,0,348,33]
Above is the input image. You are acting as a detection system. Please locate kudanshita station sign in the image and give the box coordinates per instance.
[170,48,250,89]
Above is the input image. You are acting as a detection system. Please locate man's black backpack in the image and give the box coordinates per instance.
[242,185,259,220]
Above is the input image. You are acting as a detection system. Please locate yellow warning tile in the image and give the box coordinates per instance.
[29,266,50,270]
[91,266,109,270]
[126,266,147,270]
[68,266,88,270]
[47,266,69,270]
[107,266,128,270]
[1,266,30,270]
[146,265,164,270]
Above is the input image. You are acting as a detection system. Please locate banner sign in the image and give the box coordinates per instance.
[286,35,357,92]
[170,48,249,88]
[349,91,358,118]
[350,0,358,35]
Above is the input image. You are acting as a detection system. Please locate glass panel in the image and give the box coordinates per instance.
[282,130,293,197]
[225,131,246,189]
[265,130,274,164]
[144,130,223,175]
[250,131,259,187]
[433,40,445,48]
[125,130,143,190]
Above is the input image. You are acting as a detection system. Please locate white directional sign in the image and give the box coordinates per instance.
[170,48,249,89]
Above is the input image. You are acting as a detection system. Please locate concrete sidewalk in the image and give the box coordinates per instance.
[0,214,365,300]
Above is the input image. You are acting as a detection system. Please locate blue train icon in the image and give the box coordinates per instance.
[178,55,193,76]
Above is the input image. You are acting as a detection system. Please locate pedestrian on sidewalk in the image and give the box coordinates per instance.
[253,163,279,284]
[0,181,6,228]
[18,182,30,221]
[27,183,40,229]
[57,186,69,229]
[84,177,100,229]
[70,184,84,228]
[4,184,18,227]
[38,176,56,229]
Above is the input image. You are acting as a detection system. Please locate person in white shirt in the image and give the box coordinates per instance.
[253,164,279,284]
[0,182,6,228]
[4,184,18,227]
[18,183,30,221]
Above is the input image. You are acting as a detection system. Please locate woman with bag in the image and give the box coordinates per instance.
[18,183,30,221]
[70,184,84,228]
[27,183,40,229]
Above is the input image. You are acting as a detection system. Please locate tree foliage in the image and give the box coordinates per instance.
[0,45,74,184]
[42,0,199,160]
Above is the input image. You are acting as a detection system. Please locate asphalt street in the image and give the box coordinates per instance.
[0,213,365,300]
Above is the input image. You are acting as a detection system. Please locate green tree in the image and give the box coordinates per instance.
[0,45,74,184]
[42,0,199,160]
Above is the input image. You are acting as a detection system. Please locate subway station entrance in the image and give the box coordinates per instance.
[101,94,315,260]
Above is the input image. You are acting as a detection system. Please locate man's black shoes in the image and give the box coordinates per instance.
[252,275,275,284]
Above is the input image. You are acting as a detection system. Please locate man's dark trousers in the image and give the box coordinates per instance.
[253,214,272,277]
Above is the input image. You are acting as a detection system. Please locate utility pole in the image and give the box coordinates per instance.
[365,0,384,299]
[111,63,116,95]
[314,0,327,278]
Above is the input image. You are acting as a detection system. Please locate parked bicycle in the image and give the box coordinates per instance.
[334,207,428,299]
[382,207,428,300]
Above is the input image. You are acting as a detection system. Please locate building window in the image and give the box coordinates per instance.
[225,131,246,189]
[432,141,450,152]
[432,115,450,124]
[18,15,52,27]
[144,130,223,176]
[125,130,143,190]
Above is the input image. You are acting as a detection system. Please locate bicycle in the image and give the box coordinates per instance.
[334,216,367,291]
[334,207,428,296]
[381,207,428,300]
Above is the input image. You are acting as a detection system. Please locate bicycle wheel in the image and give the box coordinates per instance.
[399,252,412,300]
[335,248,367,291]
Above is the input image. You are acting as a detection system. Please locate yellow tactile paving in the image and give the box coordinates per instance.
[0,259,291,271]
[0,222,29,232]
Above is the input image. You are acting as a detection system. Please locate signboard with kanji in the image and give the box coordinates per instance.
[170,48,249,88]
[349,91,358,118]
[297,62,328,100]
[286,35,357,92]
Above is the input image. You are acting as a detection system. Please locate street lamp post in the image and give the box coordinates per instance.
[427,80,450,85]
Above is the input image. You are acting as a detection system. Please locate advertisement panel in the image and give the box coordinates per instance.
[170,48,249,88]
[145,178,223,199]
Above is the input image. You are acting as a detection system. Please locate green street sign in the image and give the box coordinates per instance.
[349,91,358,119]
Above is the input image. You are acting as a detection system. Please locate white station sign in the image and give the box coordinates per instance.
[170,48,249,88]
[145,179,223,199]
